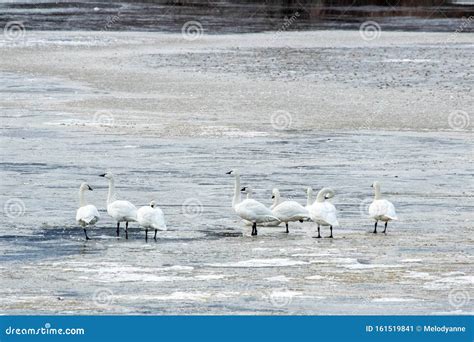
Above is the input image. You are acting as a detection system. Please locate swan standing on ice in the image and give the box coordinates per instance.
[241,186,280,227]
[99,172,137,239]
[227,170,279,236]
[308,187,339,238]
[369,181,398,234]
[137,200,167,242]
[271,188,310,233]
[76,183,100,240]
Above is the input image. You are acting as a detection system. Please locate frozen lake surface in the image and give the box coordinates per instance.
[0,30,473,314]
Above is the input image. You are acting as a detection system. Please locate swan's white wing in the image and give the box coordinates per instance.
[369,200,397,220]
[236,199,279,223]
[108,200,137,221]
[137,206,167,230]
[272,201,310,222]
[76,205,100,225]
[383,200,398,220]
[309,202,339,226]
[152,207,167,230]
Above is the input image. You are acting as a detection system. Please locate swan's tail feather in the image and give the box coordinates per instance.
[82,216,96,224]
[261,215,281,223]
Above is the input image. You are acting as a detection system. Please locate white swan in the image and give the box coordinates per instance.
[227,170,279,236]
[99,172,137,239]
[76,183,100,240]
[308,187,339,238]
[137,200,167,242]
[369,181,398,234]
[240,186,280,227]
[271,188,310,233]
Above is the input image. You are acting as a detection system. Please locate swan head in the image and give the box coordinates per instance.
[99,172,114,180]
[371,181,380,189]
[226,169,239,176]
[240,186,252,195]
[80,183,93,191]
[150,200,156,208]
[306,187,313,196]
[324,189,335,199]
[271,188,280,199]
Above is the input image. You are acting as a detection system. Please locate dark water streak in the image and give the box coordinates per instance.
[0,0,473,32]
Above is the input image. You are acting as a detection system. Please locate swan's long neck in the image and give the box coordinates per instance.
[232,174,241,208]
[272,194,278,207]
[306,188,313,206]
[79,188,87,207]
[374,184,382,200]
[107,178,116,204]
[316,188,332,202]
[271,191,280,208]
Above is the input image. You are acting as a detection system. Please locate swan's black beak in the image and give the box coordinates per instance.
[370,184,373,188]
[240,187,246,191]
[99,173,106,177]
[271,195,275,199]
[226,171,232,175]
[88,185,93,191]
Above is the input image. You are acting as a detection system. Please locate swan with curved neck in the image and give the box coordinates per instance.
[227,170,279,236]
[99,172,137,239]
[76,182,100,240]
[308,187,339,238]
[315,188,335,202]
[271,188,310,233]
[369,181,398,234]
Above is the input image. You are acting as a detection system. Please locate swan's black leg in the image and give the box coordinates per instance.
[315,225,321,238]
[145,229,148,243]
[116,222,120,237]
[373,221,378,234]
[285,223,289,234]
[84,228,91,240]
[154,229,157,241]
[383,222,388,234]
[125,221,129,240]
[327,226,333,238]
[251,222,257,236]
